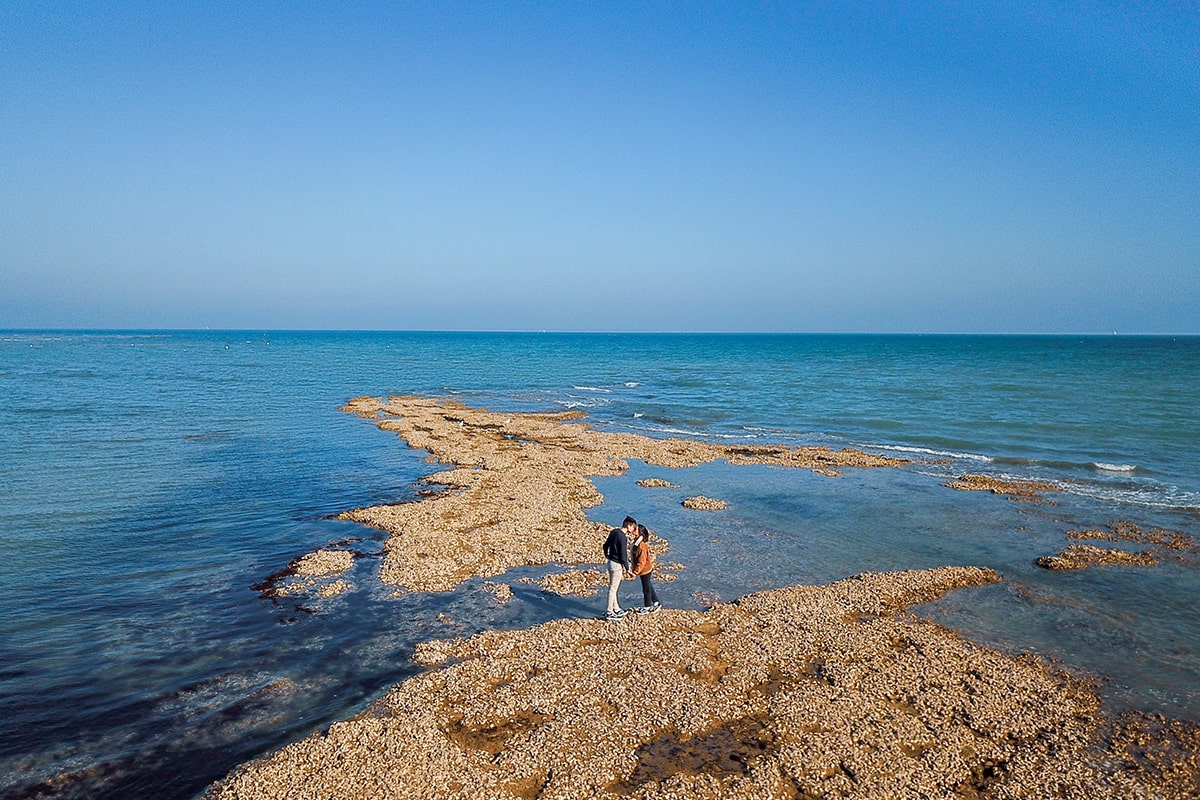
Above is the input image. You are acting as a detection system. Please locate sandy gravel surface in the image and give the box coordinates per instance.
[206,566,1199,799]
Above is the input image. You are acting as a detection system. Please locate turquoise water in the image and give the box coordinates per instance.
[1,331,1197,798]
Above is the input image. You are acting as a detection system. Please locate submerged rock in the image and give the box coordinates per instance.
[1036,543,1159,571]
[943,474,1059,502]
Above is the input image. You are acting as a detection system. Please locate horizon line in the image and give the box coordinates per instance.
[3,327,1198,337]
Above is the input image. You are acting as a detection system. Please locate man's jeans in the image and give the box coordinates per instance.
[606,559,623,613]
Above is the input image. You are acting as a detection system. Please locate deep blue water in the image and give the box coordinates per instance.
[1,330,1198,799]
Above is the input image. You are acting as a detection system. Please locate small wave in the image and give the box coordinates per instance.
[645,424,709,437]
[740,426,844,445]
[912,464,1200,513]
[2,334,66,343]
[553,390,613,410]
[555,399,607,410]
[992,456,1089,471]
[990,456,1145,475]
[874,445,992,462]
[1093,462,1137,473]
[1061,479,1200,512]
[741,426,806,438]
[633,413,643,418]
[629,422,752,440]
[623,382,640,387]
[571,385,611,393]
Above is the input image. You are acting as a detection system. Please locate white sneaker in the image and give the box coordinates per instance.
[605,609,627,621]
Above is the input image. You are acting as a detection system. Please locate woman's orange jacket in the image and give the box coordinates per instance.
[630,539,654,576]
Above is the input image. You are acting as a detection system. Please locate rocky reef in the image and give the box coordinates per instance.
[206,566,1199,799]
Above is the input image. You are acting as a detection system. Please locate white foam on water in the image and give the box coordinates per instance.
[874,444,993,462]
[627,421,750,441]
[1063,479,1200,512]
[1093,462,1138,473]
[555,399,607,409]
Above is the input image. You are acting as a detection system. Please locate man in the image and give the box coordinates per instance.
[602,516,636,620]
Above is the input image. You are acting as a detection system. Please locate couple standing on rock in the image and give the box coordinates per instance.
[603,516,661,621]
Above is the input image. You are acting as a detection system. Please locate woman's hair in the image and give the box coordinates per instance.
[637,524,649,537]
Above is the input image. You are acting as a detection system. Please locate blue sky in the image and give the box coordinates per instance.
[2,2,1197,332]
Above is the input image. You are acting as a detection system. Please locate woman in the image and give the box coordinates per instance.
[629,524,661,614]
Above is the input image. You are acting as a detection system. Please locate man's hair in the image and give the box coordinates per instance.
[622,516,637,528]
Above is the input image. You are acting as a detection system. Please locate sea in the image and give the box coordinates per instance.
[1,330,1197,799]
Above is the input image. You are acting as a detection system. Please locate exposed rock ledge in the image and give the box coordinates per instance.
[1036,543,1159,570]
[1038,521,1196,571]
[204,566,1199,799]
[682,496,728,511]
[943,474,1059,502]
[637,477,680,489]
[334,396,906,593]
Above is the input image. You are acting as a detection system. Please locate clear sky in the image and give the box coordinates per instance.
[2,2,1197,333]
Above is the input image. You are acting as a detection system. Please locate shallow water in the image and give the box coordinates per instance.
[0,331,1197,799]
[594,459,1200,720]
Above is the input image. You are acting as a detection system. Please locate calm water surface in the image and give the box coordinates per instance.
[1,331,1197,799]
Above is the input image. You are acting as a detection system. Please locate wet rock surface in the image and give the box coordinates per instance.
[1037,543,1160,570]
[252,548,359,600]
[1066,519,1194,550]
[1039,520,1197,571]
[943,474,1059,502]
